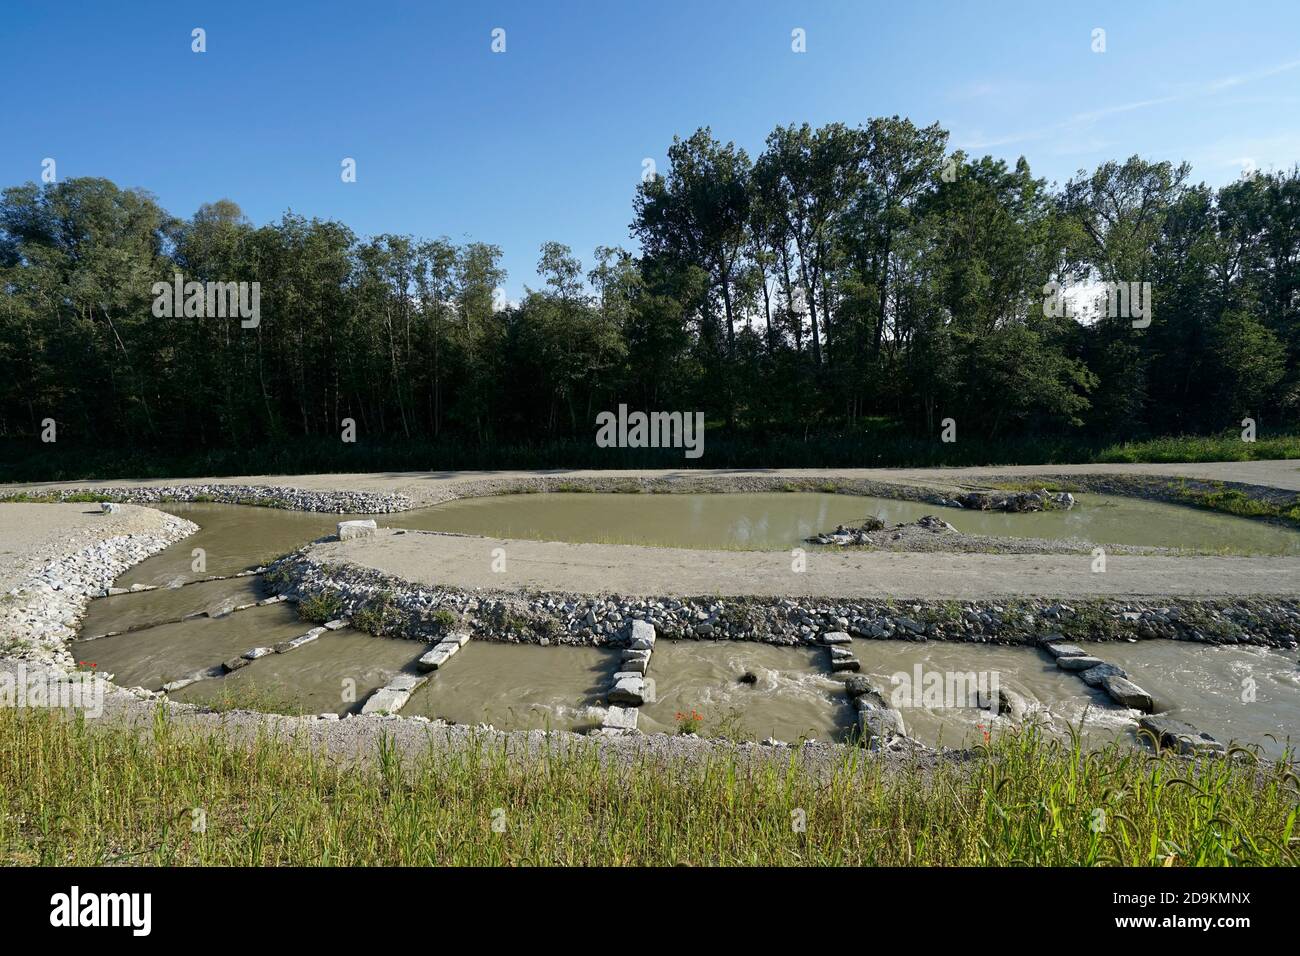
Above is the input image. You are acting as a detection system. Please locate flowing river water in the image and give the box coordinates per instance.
[63,496,1300,752]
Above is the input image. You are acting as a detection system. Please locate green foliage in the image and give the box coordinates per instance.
[428,608,459,633]
[675,713,704,735]
[351,591,401,635]
[3,139,1299,466]
[297,591,343,624]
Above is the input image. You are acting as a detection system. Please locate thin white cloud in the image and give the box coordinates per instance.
[1206,58,1300,92]
[953,58,1300,155]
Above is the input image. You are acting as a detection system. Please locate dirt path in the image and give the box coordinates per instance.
[319,529,1300,599]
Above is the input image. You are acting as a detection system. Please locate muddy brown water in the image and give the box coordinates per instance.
[638,641,855,742]
[401,641,621,732]
[388,492,1300,554]
[115,503,363,587]
[854,642,1134,749]
[73,603,311,690]
[1091,641,1300,757]
[81,575,268,636]
[171,630,427,716]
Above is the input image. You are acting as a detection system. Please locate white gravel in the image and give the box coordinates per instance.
[0,503,197,666]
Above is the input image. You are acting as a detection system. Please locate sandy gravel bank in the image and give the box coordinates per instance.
[316,528,1300,600]
[0,503,175,593]
[0,503,197,665]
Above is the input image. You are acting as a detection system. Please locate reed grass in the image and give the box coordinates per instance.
[1,708,1295,866]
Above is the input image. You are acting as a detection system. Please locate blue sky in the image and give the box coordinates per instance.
[3,0,1299,297]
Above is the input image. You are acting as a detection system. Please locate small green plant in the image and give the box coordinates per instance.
[352,591,401,635]
[709,705,750,742]
[675,711,704,735]
[298,591,343,624]
[428,608,459,633]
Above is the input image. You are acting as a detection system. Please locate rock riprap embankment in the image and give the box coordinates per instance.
[0,504,198,667]
[267,545,1300,650]
[5,485,412,514]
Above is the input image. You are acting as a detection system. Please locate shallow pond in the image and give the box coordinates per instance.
[81,575,268,636]
[388,492,1300,554]
[115,502,364,588]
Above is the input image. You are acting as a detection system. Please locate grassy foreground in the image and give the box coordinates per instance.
[1,708,1296,866]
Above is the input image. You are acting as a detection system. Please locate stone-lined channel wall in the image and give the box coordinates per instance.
[267,544,1300,650]
[2,485,414,514]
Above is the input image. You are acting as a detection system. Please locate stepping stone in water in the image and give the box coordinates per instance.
[832,658,861,673]
[439,631,471,648]
[418,643,459,671]
[1043,643,1086,659]
[274,629,323,653]
[360,686,410,715]
[243,646,275,660]
[385,673,430,694]
[821,632,852,645]
[602,705,638,732]
[856,700,905,747]
[1079,662,1126,687]
[1057,655,1106,672]
[843,675,881,700]
[161,665,223,693]
[1138,715,1224,755]
[608,676,646,706]
[628,620,656,650]
[620,657,649,675]
[1102,674,1154,712]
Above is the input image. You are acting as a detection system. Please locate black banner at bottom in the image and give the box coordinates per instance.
[0,865,1283,941]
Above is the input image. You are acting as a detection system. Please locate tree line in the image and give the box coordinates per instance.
[1,116,1297,461]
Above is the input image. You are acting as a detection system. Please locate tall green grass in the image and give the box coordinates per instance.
[0,708,1294,866]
